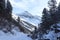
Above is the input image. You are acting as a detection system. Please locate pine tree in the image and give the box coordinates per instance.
[57,2,60,21]
[31,27,38,40]
[38,0,60,40]
[38,8,51,40]
[58,3,60,10]
[17,16,20,23]
[0,0,13,33]
[48,0,57,11]
[41,8,52,32]
[5,0,12,21]
[48,0,57,23]
[0,0,5,17]
[0,0,12,21]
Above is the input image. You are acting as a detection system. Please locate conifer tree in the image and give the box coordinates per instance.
[38,8,51,40]
[57,2,60,21]
[48,0,57,23]
[40,8,52,33]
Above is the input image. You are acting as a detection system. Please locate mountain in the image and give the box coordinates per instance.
[0,14,60,40]
[18,11,33,18]
[12,13,36,33]
[0,12,37,33]
[0,13,60,40]
[0,14,33,40]
[17,11,41,27]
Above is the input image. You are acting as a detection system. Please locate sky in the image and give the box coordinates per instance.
[9,0,60,16]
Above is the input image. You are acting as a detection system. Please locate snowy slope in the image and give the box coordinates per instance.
[12,14,35,32]
[0,17,32,40]
[17,11,41,27]
[21,17,40,27]
[42,22,60,40]
[0,28,32,40]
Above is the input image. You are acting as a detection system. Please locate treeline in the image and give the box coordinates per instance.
[31,0,60,40]
[0,0,12,21]
[39,0,60,34]
[0,0,13,33]
[0,0,28,33]
[38,0,60,40]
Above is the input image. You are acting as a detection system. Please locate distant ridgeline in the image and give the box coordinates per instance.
[0,0,12,21]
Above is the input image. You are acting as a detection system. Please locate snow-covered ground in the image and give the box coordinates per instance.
[43,31,57,40]
[0,16,32,40]
[0,28,32,40]
[42,22,60,40]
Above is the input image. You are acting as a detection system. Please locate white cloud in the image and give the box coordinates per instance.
[9,0,36,10]
[10,0,58,16]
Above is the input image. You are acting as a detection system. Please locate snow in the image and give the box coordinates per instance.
[42,22,60,40]
[12,14,18,22]
[43,31,57,40]
[43,31,60,40]
[21,21,35,31]
[18,11,33,18]
[12,12,41,29]
[16,11,41,27]
[0,29,32,40]
[20,17,40,27]
[57,32,60,37]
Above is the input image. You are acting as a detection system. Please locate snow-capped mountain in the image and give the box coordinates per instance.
[17,11,41,27]
[17,11,33,18]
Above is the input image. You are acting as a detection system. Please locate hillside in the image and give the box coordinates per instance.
[17,11,41,27]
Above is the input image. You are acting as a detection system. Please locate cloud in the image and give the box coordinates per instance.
[9,0,36,10]
[9,0,50,16]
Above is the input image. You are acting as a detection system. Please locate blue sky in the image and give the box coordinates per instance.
[9,0,60,16]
